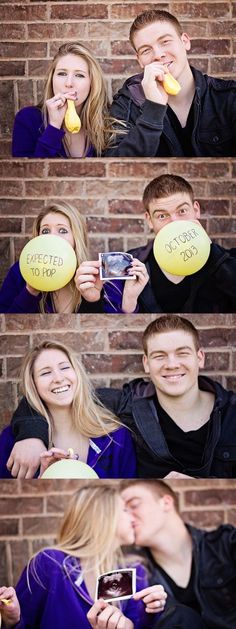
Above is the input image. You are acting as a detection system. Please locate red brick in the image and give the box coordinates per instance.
[107,161,168,178]
[0,61,26,77]
[87,217,144,233]
[109,331,143,350]
[48,161,106,178]
[0,238,11,285]
[111,41,134,56]
[0,180,24,196]
[170,3,231,19]
[0,335,30,355]
[200,328,232,347]
[83,353,143,374]
[108,199,143,215]
[28,59,50,77]
[200,200,230,217]
[6,357,23,379]
[50,4,108,20]
[111,3,169,20]
[17,79,35,110]
[167,160,230,179]
[0,24,26,39]
[0,519,19,536]
[185,489,236,506]
[23,516,61,536]
[0,199,42,217]
[1,5,47,21]
[0,42,47,59]
[88,21,130,39]
[0,497,44,516]
[32,331,105,353]
[0,542,8,584]
[10,540,29,585]
[50,40,108,59]
[208,218,236,234]
[209,21,236,37]
[0,218,22,234]
[28,22,87,40]
[187,57,209,73]
[210,57,236,74]
[182,509,225,528]
[100,58,139,75]
[0,161,41,178]
[204,351,230,371]
[0,141,11,158]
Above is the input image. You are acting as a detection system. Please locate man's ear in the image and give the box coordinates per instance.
[142,354,150,374]
[181,32,191,52]
[193,200,201,219]
[161,494,174,511]
[145,210,154,231]
[197,348,205,369]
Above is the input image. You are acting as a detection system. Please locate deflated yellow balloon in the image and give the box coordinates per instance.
[64,99,81,133]
[153,220,211,276]
[41,459,99,479]
[163,72,181,95]
[19,235,77,292]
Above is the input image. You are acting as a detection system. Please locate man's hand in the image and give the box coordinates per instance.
[122,259,149,313]
[133,584,167,613]
[164,471,194,479]
[141,62,169,105]
[87,600,134,628]
[74,260,103,302]
[7,439,46,478]
[0,587,21,627]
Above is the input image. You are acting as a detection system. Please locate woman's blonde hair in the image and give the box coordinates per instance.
[29,484,136,591]
[21,340,122,442]
[39,42,116,155]
[32,201,88,313]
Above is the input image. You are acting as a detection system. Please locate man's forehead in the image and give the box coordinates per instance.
[122,485,152,501]
[149,192,192,213]
[134,20,179,47]
[146,329,195,352]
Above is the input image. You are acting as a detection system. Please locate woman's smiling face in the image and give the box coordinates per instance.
[33,348,77,410]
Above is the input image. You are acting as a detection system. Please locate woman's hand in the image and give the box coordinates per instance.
[46,91,77,129]
[133,584,167,613]
[7,439,46,478]
[121,259,149,313]
[39,447,76,477]
[87,600,134,628]
[74,260,103,302]
[0,587,21,627]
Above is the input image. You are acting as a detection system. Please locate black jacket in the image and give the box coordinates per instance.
[11,375,236,478]
[105,67,236,157]
[126,241,236,313]
[147,524,236,628]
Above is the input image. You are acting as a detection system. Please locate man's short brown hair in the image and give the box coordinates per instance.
[143,174,195,213]
[142,314,200,355]
[129,9,182,50]
[121,479,180,513]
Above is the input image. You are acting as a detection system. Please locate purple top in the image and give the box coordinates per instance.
[14,550,159,628]
[0,425,137,479]
[0,261,104,314]
[12,106,95,158]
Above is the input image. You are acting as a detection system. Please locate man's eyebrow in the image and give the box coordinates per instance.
[137,33,175,53]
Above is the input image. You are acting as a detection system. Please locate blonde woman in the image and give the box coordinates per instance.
[0,340,136,478]
[12,42,114,157]
[0,201,103,314]
[0,485,166,628]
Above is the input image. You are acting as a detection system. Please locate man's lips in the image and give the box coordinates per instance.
[162,373,185,380]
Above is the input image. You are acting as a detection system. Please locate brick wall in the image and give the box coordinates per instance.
[0,0,235,155]
[1,157,236,287]
[0,312,236,429]
[0,478,236,585]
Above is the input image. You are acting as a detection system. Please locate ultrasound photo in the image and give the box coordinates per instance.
[96,568,136,602]
[99,252,135,280]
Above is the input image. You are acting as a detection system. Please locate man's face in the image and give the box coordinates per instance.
[143,330,204,398]
[133,20,191,80]
[145,192,200,235]
[122,485,168,546]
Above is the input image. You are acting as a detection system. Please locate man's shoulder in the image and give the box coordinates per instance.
[128,240,153,262]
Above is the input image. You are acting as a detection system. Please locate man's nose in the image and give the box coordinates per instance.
[152,46,166,61]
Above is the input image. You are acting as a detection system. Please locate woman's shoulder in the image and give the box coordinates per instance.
[29,548,69,575]
[14,106,43,123]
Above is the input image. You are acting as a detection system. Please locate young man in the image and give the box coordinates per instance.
[104,174,236,313]
[104,9,236,157]
[121,479,236,629]
[6,315,236,479]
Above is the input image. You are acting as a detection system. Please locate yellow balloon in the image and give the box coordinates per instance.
[41,459,99,479]
[19,235,77,291]
[153,220,211,276]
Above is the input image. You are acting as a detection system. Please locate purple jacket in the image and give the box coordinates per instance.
[12,106,95,158]
[14,549,158,628]
[0,425,137,479]
[0,261,104,313]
